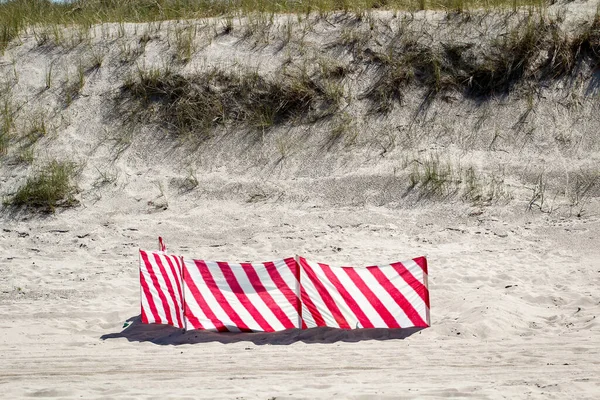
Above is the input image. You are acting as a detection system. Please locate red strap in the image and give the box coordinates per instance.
[158,237,167,252]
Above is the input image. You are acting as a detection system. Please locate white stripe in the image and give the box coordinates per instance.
[139,255,168,324]
[161,254,184,326]
[228,263,287,331]
[174,257,186,326]
[297,259,319,328]
[330,265,387,328]
[139,258,155,324]
[379,264,428,323]
[309,261,361,328]
[182,282,218,332]
[140,291,154,323]
[267,259,301,328]
[185,260,241,332]
[168,256,185,328]
[163,256,181,302]
[206,261,265,331]
[401,259,425,287]
[355,268,413,327]
[300,299,316,328]
[186,260,241,331]
[148,253,179,326]
[275,259,301,303]
[299,260,342,329]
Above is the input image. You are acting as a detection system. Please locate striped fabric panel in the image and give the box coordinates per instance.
[139,249,185,329]
[299,256,430,329]
[182,257,303,332]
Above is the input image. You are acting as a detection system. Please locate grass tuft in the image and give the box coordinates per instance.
[173,23,197,63]
[0,92,14,155]
[406,155,510,203]
[7,160,79,212]
[327,112,357,149]
[0,1,551,55]
[360,15,600,112]
[121,65,341,137]
[568,168,600,217]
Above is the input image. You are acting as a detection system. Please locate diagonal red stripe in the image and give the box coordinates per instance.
[297,258,326,327]
[241,263,296,330]
[368,267,427,327]
[139,252,161,324]
[297,258,326,328]
[196,260,252,332]
[344,268,401,328]
[183,302,203,330]
[217,262,274,332]
[283,258,306,329]
[163,255,184,328]
[265,259,304,329]
[413,257,431,309]
[169,255,184,305]
[413,256,428,274]
[183,302,205,330]
[302,259,351,329]
[182,262,228,332]
[151,253,176,326]
[140,306,148,324]
[140,250,171,325]
[319,263,375,329]
[390,261,428,304]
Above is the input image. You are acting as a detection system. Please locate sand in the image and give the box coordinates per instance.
[1,2,600,398]
[1,202,599,398]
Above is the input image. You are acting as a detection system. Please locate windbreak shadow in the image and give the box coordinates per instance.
[100,315,425,345]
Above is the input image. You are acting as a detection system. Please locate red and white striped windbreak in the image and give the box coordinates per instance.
[182,258,303,332]
[298,256,430,329]
[138,238,430,332]
[139,249,185,329]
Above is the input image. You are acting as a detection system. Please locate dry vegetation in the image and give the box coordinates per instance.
[0,0,550,52]
[404,154,510,204]
[120,64,343,136]
[4,159,79,212]
[0,0,599,213]
[360,13,600,112]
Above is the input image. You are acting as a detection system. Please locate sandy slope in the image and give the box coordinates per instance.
[1,2,600,398]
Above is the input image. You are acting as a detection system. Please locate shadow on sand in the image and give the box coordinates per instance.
[101,315,425,345]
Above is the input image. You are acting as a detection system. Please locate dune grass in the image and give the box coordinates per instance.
[120,65,342,136]
[7,160,79,212]
[406,155,510,203]
[0,90,14,155]
[360,13,600,112]
[0,0,550,53]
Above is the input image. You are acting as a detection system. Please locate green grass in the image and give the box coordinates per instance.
[359,13,600,112]
[406,155,510,203]
[327,112,357,149]
[0,0,550,53]
[64,56,102,106]
[0,130,8,155]
[30,111,47,134]
[567,168,600,217]
[121,65,341,137]
[173,23,197,64]
[7,159,79,212]
[0,92,14,155]
[15,146,34,164]
[408,155,458,198]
